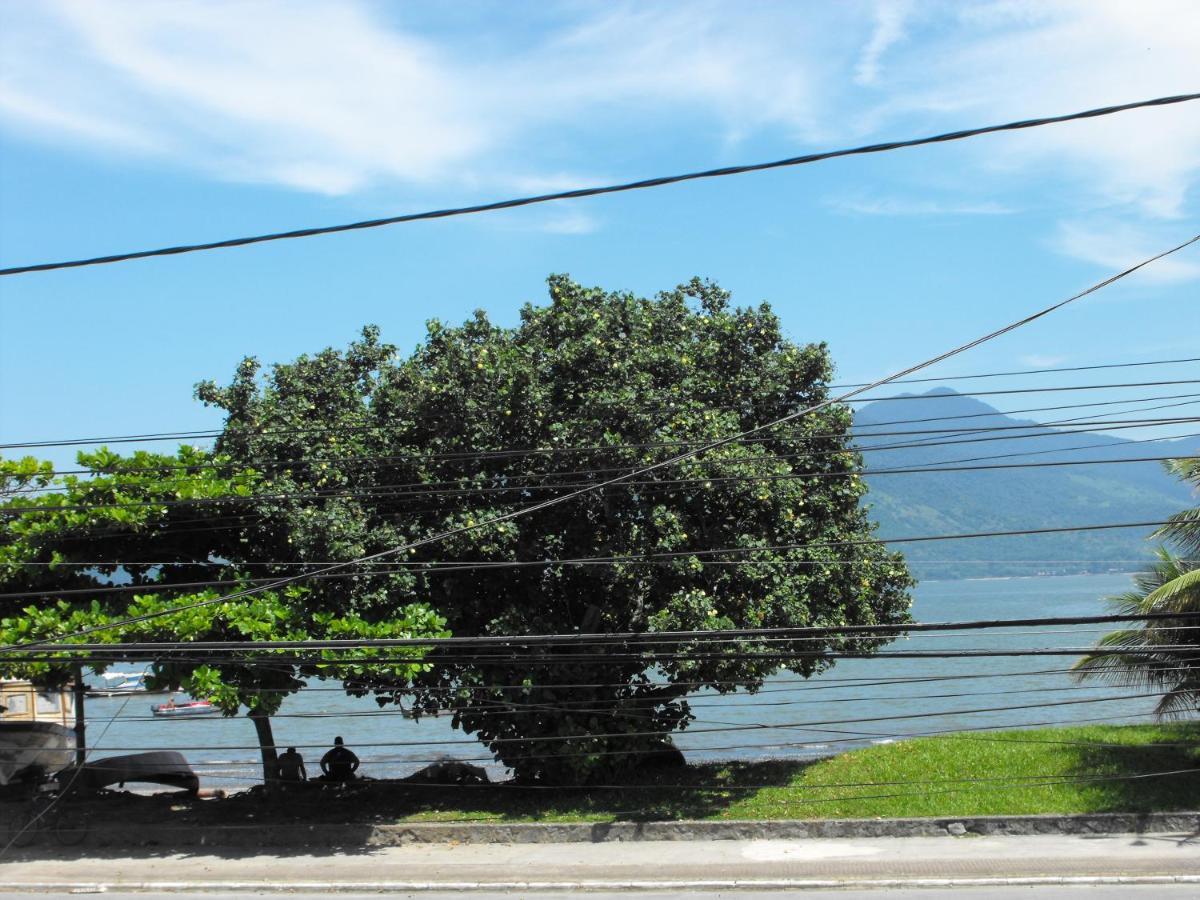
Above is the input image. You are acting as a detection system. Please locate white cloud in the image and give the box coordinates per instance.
[494,207,600,236]
[831,195,1014,216]
[539,210,599,235]
[855,1,913,86]
[0,0,843,197]
[0,0,1196,229]
[0,0,490,194]
[1019,354,1066,367]
[1053,221,1200,284]
[872,0,1200,220]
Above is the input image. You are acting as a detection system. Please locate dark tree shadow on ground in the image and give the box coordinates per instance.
[1063,722,1200,814]
[0,758,814,861]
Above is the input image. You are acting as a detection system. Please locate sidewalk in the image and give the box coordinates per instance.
[3,832,1199,892]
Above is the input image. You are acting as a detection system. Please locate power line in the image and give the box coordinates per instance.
[7,379,1200,451]
[13,387,1198,483]
[6,402,1195,496]
[4,419,1194,512]
[9,234,1193,651]
[13,645,1200,668]
[12,610,1200,652]
[8,360,1198,464]
[73,663,1120,694]
[10,405,1190,492]
[3,94,1197,277]
[3,455,1190,549]
[38,690,1175,753]
[99,677,1193,725]
[75,709,1176,777]
[828,355,1200,389]
[0,519,1180,603]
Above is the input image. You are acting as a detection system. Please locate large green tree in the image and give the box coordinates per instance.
[1075,458,1200,714]
[0,449,446,788]
[197,276,913,782]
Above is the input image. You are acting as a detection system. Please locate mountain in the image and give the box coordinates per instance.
[855,388,1198,580]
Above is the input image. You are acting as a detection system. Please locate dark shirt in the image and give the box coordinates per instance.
[277,750,306,782]
[321,745,359,780]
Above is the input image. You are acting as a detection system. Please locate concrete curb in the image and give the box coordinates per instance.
[29,810,1200,848]
[5,876,1200,893]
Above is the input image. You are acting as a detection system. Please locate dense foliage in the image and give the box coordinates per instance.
[0,449,447,784]
[196,276,912,782]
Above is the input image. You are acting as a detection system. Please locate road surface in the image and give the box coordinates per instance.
[2,832,1197,894]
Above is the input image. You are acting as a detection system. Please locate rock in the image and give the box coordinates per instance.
[638,743,686,769]
[404,759,490,785]
[946,821,967,836]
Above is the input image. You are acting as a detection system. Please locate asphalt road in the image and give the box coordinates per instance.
[8,890,1200,899]
[3,833,1198,893]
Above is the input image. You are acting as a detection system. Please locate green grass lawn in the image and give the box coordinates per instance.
[383,722,1200,823]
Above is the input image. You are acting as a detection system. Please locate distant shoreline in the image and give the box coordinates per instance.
[921,569,1140,585]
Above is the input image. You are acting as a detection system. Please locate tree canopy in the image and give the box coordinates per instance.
[3,276,913,784]
[0,448,447,785]
[193,275,913,781]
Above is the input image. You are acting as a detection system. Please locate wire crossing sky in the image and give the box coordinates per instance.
[1,94,1196,276]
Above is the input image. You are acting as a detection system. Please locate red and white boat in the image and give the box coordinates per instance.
[150,699,218,718]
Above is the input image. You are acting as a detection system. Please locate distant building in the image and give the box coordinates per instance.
[1,678,75,726]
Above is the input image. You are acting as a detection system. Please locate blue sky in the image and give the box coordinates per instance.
[1,0,1198,469]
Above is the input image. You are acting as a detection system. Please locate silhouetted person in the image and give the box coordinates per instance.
[277,746,307,783]
[320,736,359,782]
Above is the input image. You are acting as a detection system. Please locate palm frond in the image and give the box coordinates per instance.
[1143,566,1200,613]
[1154,506,1200,557]
[1153,682,1200,718]
[1075,461,1200,716]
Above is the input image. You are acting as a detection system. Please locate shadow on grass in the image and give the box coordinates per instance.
[380,758,816,823]
[1065,722,1200,814]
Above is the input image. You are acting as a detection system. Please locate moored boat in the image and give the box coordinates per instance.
[0,722,76,787]
[86,671,152,697]
[78,751,199,795]
[150,700,218,718]
[2,679,77,787]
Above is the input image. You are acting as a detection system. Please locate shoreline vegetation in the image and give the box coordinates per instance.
[8,723,1197,829]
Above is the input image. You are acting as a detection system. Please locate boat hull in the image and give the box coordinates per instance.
[0,722,76,786]
[151,702,218,718]
[78,751,199,795]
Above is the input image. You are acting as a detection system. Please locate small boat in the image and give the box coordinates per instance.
[86,671,150,697]
[400,706,441,719]
[77,751,199,795]
[2,679,77,788]
[0,722,76,787]
[150,700,218,718]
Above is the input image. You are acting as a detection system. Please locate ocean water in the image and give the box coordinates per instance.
[83,572,1156,790]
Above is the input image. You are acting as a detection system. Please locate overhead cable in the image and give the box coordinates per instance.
[7,378,1200,451]
[2,93,1196,277]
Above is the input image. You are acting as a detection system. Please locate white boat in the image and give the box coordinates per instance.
[150,699,218,718]
[86,671,150,697]
[2,679,77,786]
[0,722,76,786]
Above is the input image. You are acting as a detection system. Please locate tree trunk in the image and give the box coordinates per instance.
[248,707,279,797]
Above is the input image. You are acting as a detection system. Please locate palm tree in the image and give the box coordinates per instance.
[1074,459,1200,716]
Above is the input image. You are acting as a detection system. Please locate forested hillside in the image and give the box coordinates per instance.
[857,389,1197,580]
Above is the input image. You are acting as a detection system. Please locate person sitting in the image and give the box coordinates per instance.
[277,746,307,783]
[319,736,360,783]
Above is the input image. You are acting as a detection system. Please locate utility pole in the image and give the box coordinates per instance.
[72,663,86,768]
